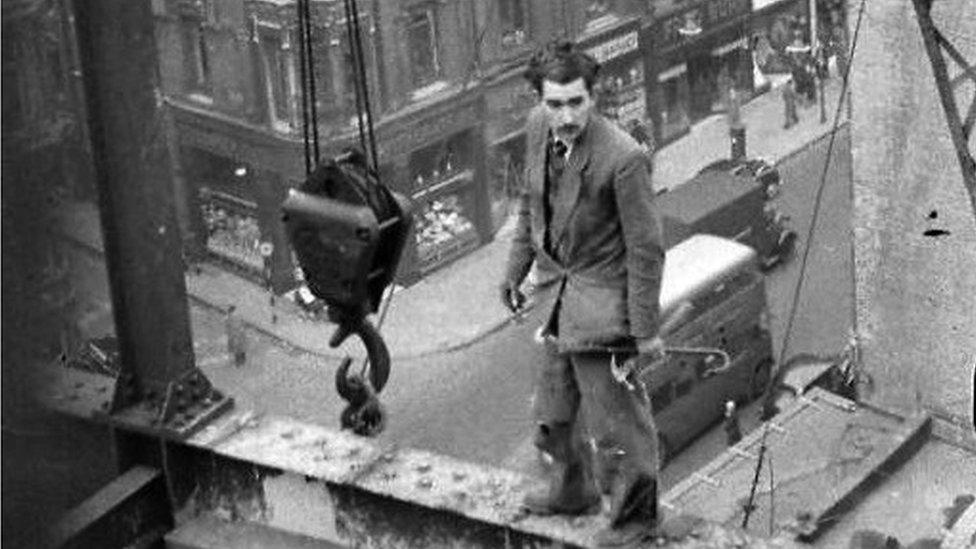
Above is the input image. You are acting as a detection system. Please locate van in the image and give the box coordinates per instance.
[641,234,774,463]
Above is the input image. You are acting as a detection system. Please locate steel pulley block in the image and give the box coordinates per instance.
[282,150,412,436]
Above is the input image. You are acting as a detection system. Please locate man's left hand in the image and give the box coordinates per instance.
[612,336,666,386]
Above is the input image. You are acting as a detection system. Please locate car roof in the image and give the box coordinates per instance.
[656,170,762,225]
[660,234,758,317]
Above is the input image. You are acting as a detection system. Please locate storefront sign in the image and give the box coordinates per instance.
[586,31,639,64]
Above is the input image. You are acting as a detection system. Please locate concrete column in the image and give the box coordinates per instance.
[850,0,976,420]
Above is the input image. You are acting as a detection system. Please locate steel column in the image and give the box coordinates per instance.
[71,0,231,438]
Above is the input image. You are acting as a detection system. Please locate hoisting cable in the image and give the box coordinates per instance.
[339,0,398,378]
[342,0,370,168]
[286,0,412,437]
[742,0,867,530]
[347,0,380,174]
[301,0,321,162]
[295,0,312,175]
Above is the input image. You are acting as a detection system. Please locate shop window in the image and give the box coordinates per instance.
[258,26,297,133]
[408,133,479,274]
[180,5,213,101]
[200,190,264,272]
[405,6,441,91]
[414,193,479,273]
[499,0,527,46]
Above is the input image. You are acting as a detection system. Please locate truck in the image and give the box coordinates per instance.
[657,169,797,270]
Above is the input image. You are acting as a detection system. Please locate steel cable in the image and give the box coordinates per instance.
[743,0,869,530]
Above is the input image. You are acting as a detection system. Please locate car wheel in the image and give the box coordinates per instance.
[751,358,774,399]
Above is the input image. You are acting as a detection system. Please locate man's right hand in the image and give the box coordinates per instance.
[499,280,526,313]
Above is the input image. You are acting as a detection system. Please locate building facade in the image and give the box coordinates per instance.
[155,0,492,290]
[155,0,659,289]
[642,0,755,146]
[154,0,832,291]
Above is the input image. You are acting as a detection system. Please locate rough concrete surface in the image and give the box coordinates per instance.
[850,0,976,423]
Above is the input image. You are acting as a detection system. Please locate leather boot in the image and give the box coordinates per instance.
[594,474,658,547]
[522,459,600,516]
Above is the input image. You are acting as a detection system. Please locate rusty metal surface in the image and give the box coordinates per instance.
[70,0,233,440]
[662,388,931,540]
[48,465,172,549]
[36,363,115,417]
[38,361,804,548]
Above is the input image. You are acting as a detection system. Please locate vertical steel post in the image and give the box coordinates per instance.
[72,0,231,437]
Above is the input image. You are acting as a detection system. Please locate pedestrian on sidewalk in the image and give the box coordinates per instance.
[782,76,799,129]
[225,305,247,367]
[500,40,667,547]
[723,400,742,446]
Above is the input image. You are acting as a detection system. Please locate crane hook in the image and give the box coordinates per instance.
[328,306,389,436]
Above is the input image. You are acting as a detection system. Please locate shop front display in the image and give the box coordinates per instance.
[413,184,480,275]
[406,129,482,275]
[199,188,266,272]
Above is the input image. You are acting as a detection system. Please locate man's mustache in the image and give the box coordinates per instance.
[557,124,580,134]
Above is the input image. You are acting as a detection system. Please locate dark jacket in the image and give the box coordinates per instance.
[505,107,666,351]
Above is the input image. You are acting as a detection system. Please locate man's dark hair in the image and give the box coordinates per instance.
[523,40,601,95]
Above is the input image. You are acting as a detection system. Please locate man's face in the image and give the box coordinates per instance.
[540,77,594,143]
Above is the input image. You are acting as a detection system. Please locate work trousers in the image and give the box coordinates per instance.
[532,343,659,507]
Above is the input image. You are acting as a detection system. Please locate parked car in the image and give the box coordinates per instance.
[698,156,782,199]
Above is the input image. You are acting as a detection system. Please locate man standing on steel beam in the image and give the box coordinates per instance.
[499,40,667,546]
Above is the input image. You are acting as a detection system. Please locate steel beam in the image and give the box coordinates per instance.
[71,0,230,438]
[912,0,976,219]
[48,466,172,549]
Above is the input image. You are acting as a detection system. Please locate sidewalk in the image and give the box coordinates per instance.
[58,77,848,360]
